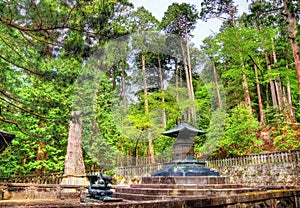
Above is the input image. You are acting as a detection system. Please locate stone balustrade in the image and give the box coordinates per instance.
[0,183,86,200]
[206,151,300,167]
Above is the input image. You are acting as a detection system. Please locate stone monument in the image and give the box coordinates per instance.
[151,116,219,176]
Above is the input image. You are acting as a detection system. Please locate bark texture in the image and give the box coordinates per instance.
[61,111,88,185]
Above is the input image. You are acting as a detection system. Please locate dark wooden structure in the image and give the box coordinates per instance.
[0,130,15,153]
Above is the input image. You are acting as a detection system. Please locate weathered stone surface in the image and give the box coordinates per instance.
[141,176,227,185]
[1,189,300,208]
[0,186,11,200]
[115,186,262,197]
[130,183,243,189]
[151,163,220,177]
[113,175,300,205]
[0,183,86,200]
[213,162,300,186]
[2,163,300,207]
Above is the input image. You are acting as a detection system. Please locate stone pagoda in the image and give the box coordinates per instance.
[151,117,219,176]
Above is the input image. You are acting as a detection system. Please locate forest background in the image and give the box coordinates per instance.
[0,0,299,177]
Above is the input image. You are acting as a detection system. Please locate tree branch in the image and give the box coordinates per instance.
[0,97,48,120]
[0,53,42,76]
[0,117,42,137]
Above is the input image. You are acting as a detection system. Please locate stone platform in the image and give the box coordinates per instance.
[0,189,300,208]
[1,188,300,207]
[113,176,268,201]
[1,176,300,207]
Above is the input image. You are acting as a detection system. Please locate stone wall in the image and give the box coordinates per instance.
[0,183,85,200]
[207,151,300,186]
[213,162,300,186]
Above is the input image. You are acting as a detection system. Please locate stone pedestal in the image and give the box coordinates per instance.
[141,176,227,185]
[151,160,220,177]
[112,176,269,201]
[60,175,89,195]
[61,175,89,186]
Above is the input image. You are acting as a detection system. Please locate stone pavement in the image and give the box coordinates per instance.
[1,176,300,207]
[1,189,300,208]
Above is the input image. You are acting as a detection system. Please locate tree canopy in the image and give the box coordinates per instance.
[0,0,299,176]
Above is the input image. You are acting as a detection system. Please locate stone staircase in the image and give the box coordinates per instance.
[113,176,265,201]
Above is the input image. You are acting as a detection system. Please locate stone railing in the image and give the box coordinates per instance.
[0,183,85,200]
[0,165,162,184]
[206,150,300,168]
[115,154,172,167]
[0,172,64,184]
[1,151,299,185]
[115,151,300,177]
[116,163,164,177]
[0,168,103,184]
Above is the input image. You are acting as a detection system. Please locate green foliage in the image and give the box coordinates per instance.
[161,2,199,36]
[265,108,300,151]
[196,108,226,155]
[215,104,262,157]
[200,0,236,22]
[1,0,300,177]
[0,0,133,176]
[273,124,299,151]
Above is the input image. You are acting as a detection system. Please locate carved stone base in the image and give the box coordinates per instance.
[60,175,89,186]
[60,175,89,196]
[81,197,123,203]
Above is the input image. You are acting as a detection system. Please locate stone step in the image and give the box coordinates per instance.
[130,183,243,189]
[141,176,228,185]
[113,192,210,201]
[112,192,167,201]
[114,186,263,197]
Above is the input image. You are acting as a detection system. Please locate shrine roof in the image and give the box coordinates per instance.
[161,121,206,138]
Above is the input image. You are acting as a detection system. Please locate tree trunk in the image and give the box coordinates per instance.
[141,53,155,163]
[254,64,265,124]
[142,54,149,112]
[242,74,252,112]
[212,62,222,108]
[36,141,47,174]
[185,23,197,123]
[286,79,294,117]
[271,38,283,110]
[121,66,127,109]
[265,53,278,107]
[148,131,155,163]
[185,30,196,122]
[175,59,179,102]
[284,0,300,92]
[180,39,192,97]
[158,54,166,129]
[180,38,192,122]
[240,54,252,113]
[61,111,88,185]
[135,140,139,166]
